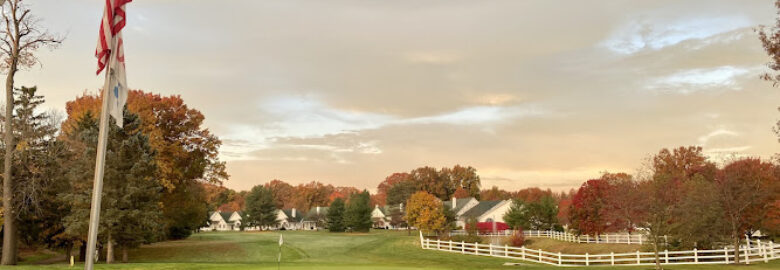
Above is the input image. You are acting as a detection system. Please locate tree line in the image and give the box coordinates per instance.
[1,89,228,264]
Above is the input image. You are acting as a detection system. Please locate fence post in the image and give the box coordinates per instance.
[761,240,768,263]
[558,252,562,265]
[462,241,465,254]
[664,249,669,264]
[639,235,643,245]
[437,239,440,250]
[596,234,600,244]
[606,234,610,243]
[475,242,479,255]
[449,240,453,251]
[521,246,526,260]
[489,243,493,256]
[539,249,543,262]
[693,248,698,263]
[771,241,775,259]
[585,253,589,266]
[744,242,750,265]
[724,247,729,264]
[611,252,614,265]
[505,244,509,258]
[627,235,631,245]
[637,250,641,264]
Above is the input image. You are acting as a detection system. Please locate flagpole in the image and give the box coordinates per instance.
[84,36,117,270]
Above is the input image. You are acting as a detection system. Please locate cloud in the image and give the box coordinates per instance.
[221,95,548,162]
[603,16,753,54]
[697,128,739,145]
[646,66,751,94]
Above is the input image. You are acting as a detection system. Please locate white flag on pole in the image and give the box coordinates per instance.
[96,0,131,127]
[106,33,128,127]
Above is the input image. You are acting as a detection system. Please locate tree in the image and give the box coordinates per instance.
[160,181,208,239]
[504,195,559,231]
[244,185,277,230]
[557,198,573,227]
[344,190,372,232]
[441,165,481,199]
[0,0,62,264]
[376,172,410,205]
[411,166,453,200]
[386,179,417,206]
[569,179,612,236]
[714,158,778,264]
[601,172,644,233]
[3,87,68,257]
[405,191,446,234]
[63,90,227,239]
[264,179,295,209]
[327,198,345,232]
[452,187,470,199]
[59,110,162,263]
[512,187,552,203]
[672,177,727,249]
[479,186,511,201]
[388,207,406,229]
[503,199,531,230]
[639,146,714,270]
[292,181,332,211]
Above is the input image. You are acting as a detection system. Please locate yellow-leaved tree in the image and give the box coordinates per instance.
[405,191,446,235]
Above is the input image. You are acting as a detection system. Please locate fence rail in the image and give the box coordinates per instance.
[450,230,651,245]
[422,233,778,267]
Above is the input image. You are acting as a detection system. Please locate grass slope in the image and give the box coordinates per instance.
[2,230,779,270]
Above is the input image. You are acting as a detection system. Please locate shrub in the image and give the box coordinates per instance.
[451,234,483,244]
[505,231,525,247]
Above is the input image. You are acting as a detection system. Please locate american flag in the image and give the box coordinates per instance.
[96,0,132,127]
[96,0,131,75]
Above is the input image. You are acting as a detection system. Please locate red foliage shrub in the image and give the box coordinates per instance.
[507,230,525,247]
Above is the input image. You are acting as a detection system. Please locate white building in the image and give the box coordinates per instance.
[204,211,242,231]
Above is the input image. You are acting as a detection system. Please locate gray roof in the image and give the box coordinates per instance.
[282,209,304,222]
[304,207,329,219]
[460,200,502,218]
[443,197,475,213]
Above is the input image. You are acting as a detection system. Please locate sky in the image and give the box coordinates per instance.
[15,0,780,192]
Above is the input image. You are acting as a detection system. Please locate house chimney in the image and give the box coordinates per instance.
[316,206,320,215]
[452,197,457,208]
[292,208,296,218]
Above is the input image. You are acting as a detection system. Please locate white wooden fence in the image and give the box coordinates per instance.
[450,230,651,245]
[421,234,779,266]
[525,230,650,245]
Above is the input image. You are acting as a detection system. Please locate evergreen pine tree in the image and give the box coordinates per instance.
[245,185,278,230]
[60,110,162,263]
[344,191,372,232]
[327,198,345,232]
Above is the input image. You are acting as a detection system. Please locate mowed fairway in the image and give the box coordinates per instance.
[2,231,779,270]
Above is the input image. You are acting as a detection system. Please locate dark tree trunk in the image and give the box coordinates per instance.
[78,243,86,262]
[64,244,72,261]
[121,247,128,263]
[106,232,114,264]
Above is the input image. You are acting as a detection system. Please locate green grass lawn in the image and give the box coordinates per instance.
[2,230,779,270]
